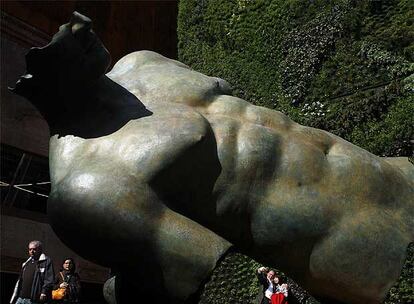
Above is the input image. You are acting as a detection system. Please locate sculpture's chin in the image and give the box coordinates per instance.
[10,73,38,100]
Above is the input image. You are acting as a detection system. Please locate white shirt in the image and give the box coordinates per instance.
[275,283,288,297]
[265,280,274,299]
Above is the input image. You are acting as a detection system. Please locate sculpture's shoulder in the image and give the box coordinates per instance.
[382,157,414,182]
[107,51,232,108]
[110,50,191,72]
[49,103,214,186]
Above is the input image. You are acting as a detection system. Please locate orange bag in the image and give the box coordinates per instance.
[52,272,67,300]
[52,287,66,300]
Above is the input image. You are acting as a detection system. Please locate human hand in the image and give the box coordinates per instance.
[60,282,68,288]
[40,293,47,301]
[258,266,268,273]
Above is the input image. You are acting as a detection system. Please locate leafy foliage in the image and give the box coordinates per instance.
[178,0,413,156]
[198,251,319,304]
[198,251,261,304]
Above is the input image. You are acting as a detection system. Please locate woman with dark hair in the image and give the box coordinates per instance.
[53,258,81,303]
[271,275,288,304]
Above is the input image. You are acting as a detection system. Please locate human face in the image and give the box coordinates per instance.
[273,276,279,284]
[28,243,42,259]
[63,259,74,271]
[267,270,275,280]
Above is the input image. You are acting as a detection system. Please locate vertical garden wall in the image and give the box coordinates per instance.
[178,0,413,157]
[177,0,413,303]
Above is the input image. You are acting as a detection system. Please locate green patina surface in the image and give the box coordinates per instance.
[178,0,413,303]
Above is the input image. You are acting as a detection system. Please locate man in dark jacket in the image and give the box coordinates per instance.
[10,240,55,304]
[256,266,276,304]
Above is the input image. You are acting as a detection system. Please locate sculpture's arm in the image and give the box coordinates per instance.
[47,107,231,301]
[48,163,231,301]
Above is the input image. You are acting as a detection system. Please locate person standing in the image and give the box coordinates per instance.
[10,240,55,304]
[256,267,276,304]
[53,258,81,303]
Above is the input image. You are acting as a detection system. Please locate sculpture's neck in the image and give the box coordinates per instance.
[42,76,151,138]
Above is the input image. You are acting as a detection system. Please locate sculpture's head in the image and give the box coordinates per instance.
[11,11,111,102]
[11,11,151,137]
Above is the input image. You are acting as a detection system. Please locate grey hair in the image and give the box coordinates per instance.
[29,240,43,249]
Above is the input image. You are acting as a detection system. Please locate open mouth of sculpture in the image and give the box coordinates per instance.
[14,73,33,90]
[10,45,53,97]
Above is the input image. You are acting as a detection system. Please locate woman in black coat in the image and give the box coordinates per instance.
[53,258,81,303]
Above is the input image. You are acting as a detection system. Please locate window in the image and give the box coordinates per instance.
[1,144,50,214]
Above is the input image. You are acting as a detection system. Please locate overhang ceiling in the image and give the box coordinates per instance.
[1,0,178,63]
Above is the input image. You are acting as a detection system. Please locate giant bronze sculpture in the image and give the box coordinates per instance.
[11,12,413,304]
